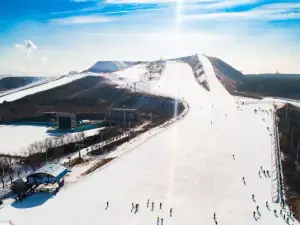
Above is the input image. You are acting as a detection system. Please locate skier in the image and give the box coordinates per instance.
[252,194,256,202]
[161,218,164,225]
[106,201,109,208]
[267,170,270,177]
[170,208,173,217]
[274,209,277,217]
[253,211,256,220]
[263,170,266,177]
[242,177,246,185]
[257,207,261,218]
[280,209,283,215]
[152,202,155,211]
[259,170,262,178]
[260,166,263,171]
[233,154,235,160]
[157,217,160,225]
[266,201,269,210]
[147,199,150,208]
[160,202,162,209]
[213,213,216,220]
[287,217,289,223]
[132,202,135,210]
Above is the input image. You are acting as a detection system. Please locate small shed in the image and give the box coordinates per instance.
[11,178,30,193]
[27,164,68,185]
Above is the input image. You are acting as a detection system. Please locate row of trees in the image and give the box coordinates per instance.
[0,132,86,190]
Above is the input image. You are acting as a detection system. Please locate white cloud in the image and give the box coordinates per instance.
[12,40,50,75]
[181,3,300,21]
[105,0,216,3]
[184,0,260,10]
[14,40,38,60]
[52,15,117,24]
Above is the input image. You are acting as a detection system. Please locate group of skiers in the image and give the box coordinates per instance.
[259,166,270,179]
[250,166,296,224]
[109,199,173,224]
[231,153,296,224]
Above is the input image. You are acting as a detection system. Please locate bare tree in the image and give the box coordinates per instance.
[74,132,85,158]
[17,166,21,178]
[44,137,53,149]
[58,136,65,147]
[0,157,8,189]
[21,148,29,173]
[26,143,40,171]
[7,157,15,184]
[78,132,85,143]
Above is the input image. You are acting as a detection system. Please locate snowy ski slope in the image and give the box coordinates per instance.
[0,74,88,103]
[0,55,295,225]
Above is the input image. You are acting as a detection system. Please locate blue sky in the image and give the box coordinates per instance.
[0,0,300,75]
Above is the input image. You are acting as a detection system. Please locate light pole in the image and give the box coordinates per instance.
[297,142,299,164]
[45,149,48,164]
[123,105,126,130]
[101,132,104,154]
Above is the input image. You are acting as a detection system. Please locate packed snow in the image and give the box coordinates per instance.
[105,63,162,93]
[0,55,296,225]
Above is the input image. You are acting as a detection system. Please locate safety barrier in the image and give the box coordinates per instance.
[271,110,284,204]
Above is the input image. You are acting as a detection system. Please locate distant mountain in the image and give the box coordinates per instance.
[207,56,245,82]
[246,74,300,79]
[238,74,300,99]
[87,61,128,73]
[0,75,12,80]
[207,56,300,100]
[0,76,42,92]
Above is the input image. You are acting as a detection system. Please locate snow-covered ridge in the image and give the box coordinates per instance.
[187,54,210,91]
[88,61,129,73]
[0,76,57,98]
[0,73,89,103]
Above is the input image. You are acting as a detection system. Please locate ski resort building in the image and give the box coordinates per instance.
[27,164,68,185]
[57,113,76,130]
[106,108,139,122]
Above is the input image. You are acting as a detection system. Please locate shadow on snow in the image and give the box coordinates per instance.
[11,192,53,209]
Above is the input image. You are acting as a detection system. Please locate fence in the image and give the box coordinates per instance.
[271,110,284,204]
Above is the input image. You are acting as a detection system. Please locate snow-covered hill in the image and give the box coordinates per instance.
[0,54,294,225]
[88,61,128,73]
[0,73,89,103]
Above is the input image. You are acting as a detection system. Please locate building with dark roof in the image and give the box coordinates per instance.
[106,108,138,122]
[57,113,76,130]
[27,164,69,185]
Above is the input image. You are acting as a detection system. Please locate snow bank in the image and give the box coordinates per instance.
[88,61,128,73]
